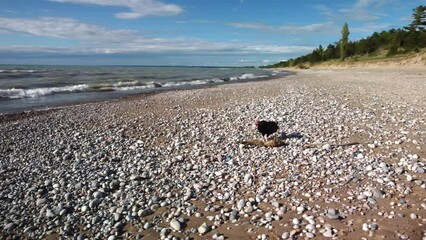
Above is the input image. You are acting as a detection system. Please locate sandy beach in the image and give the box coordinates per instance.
[1,68,425,239]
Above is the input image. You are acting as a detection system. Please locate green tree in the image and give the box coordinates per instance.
[309,45,324,63]
[403,5,426,51]
[340,22,350,61]
[407,5,426,32]
[324,44,338,60]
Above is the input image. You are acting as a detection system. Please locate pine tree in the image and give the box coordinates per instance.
[407,5,426,32]
[340,22,350,61]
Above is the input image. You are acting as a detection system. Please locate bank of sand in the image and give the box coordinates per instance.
[0,68,425,239]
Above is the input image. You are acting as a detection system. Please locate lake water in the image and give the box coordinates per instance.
[0,65,287,113]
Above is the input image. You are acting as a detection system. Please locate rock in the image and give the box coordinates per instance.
[36,198,47,206]
[170,219,182,231]
[237,199,245,210]
[296,206,305,213]
[370,223,378,231]
[113,212,121,222]
[271,201,280,208]
[110,180,120,190]
[367,198,377,204]
[244,205,254,213]
[306,224,316,231]
[292,218,300,225]
[23,225,36,233]
[93,191,103,199]
[89,199,101,209]
[198,222,209,235]
[323,229,333,237]
[362,223,369,231]
[322,144,331,150]
[92,216,101,224]
[306,232,315,238]
[46,209,56,218]
[143,222,153,229]
[281,232,290,239]
[4,223,16,231]
[137,209,152,217]
[357,194,367,200]
[326,208,340,220]
[372,188,385,198]
[81,205,89,212]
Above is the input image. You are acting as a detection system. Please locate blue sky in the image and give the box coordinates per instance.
[0,0,423,66]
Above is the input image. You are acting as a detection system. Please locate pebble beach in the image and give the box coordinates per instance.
[1,68,425,239]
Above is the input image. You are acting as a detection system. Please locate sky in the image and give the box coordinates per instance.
[0,0,423,66]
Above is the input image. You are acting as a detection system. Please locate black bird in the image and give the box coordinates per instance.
[255,120,279,141]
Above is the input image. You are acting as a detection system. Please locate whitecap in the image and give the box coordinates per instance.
[0,84,89,99]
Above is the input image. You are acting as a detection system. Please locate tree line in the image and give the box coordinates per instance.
[267,5,426,68]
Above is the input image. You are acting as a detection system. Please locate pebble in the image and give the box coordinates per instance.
[36,198,47,206]
[81,205,88,212]
[372,188,385,198]
[306,224,316,231]
[1,70,424,239]
[296,206,305,213]
[170,219,182,231]
[281,232,290,239]
[370,223,378,231]
[362,223,369,231]
[237,199,246,210]
[292,218,301,225]
[4,223,16,231]
[198,222,209,235]
[326,208,340,220]
[323,229,333,237]
[305,232,315,238]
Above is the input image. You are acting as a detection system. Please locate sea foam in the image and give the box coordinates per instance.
[0,84,89,99]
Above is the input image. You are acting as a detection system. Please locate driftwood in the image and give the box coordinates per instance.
[240,137,286,148]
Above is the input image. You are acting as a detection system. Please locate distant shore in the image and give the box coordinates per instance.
[1,68,425,239]
[273,50,426,70]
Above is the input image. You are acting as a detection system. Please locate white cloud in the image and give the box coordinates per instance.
[243,45,314,54]
[313,0,394,22]
[49,0,183,19]
[312,5,334,19]
[229,22,338,35]
[350,23,395,34]
[339,0,391,22]
[0,17,312,55]
[0,17,137,42]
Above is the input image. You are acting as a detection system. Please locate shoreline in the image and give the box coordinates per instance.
[1,67,425,239]
[0,72,291,118]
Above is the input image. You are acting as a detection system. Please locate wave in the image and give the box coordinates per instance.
[0,69,38,73]
[0,84,89,99]
[0,72,272,99]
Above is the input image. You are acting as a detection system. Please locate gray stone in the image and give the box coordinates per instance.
[170,219,182,231]
[198,222,209,235]
[323,229,333,237]
[36,198,47,206]
[326,208,340,220]
[372,188,385,198]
